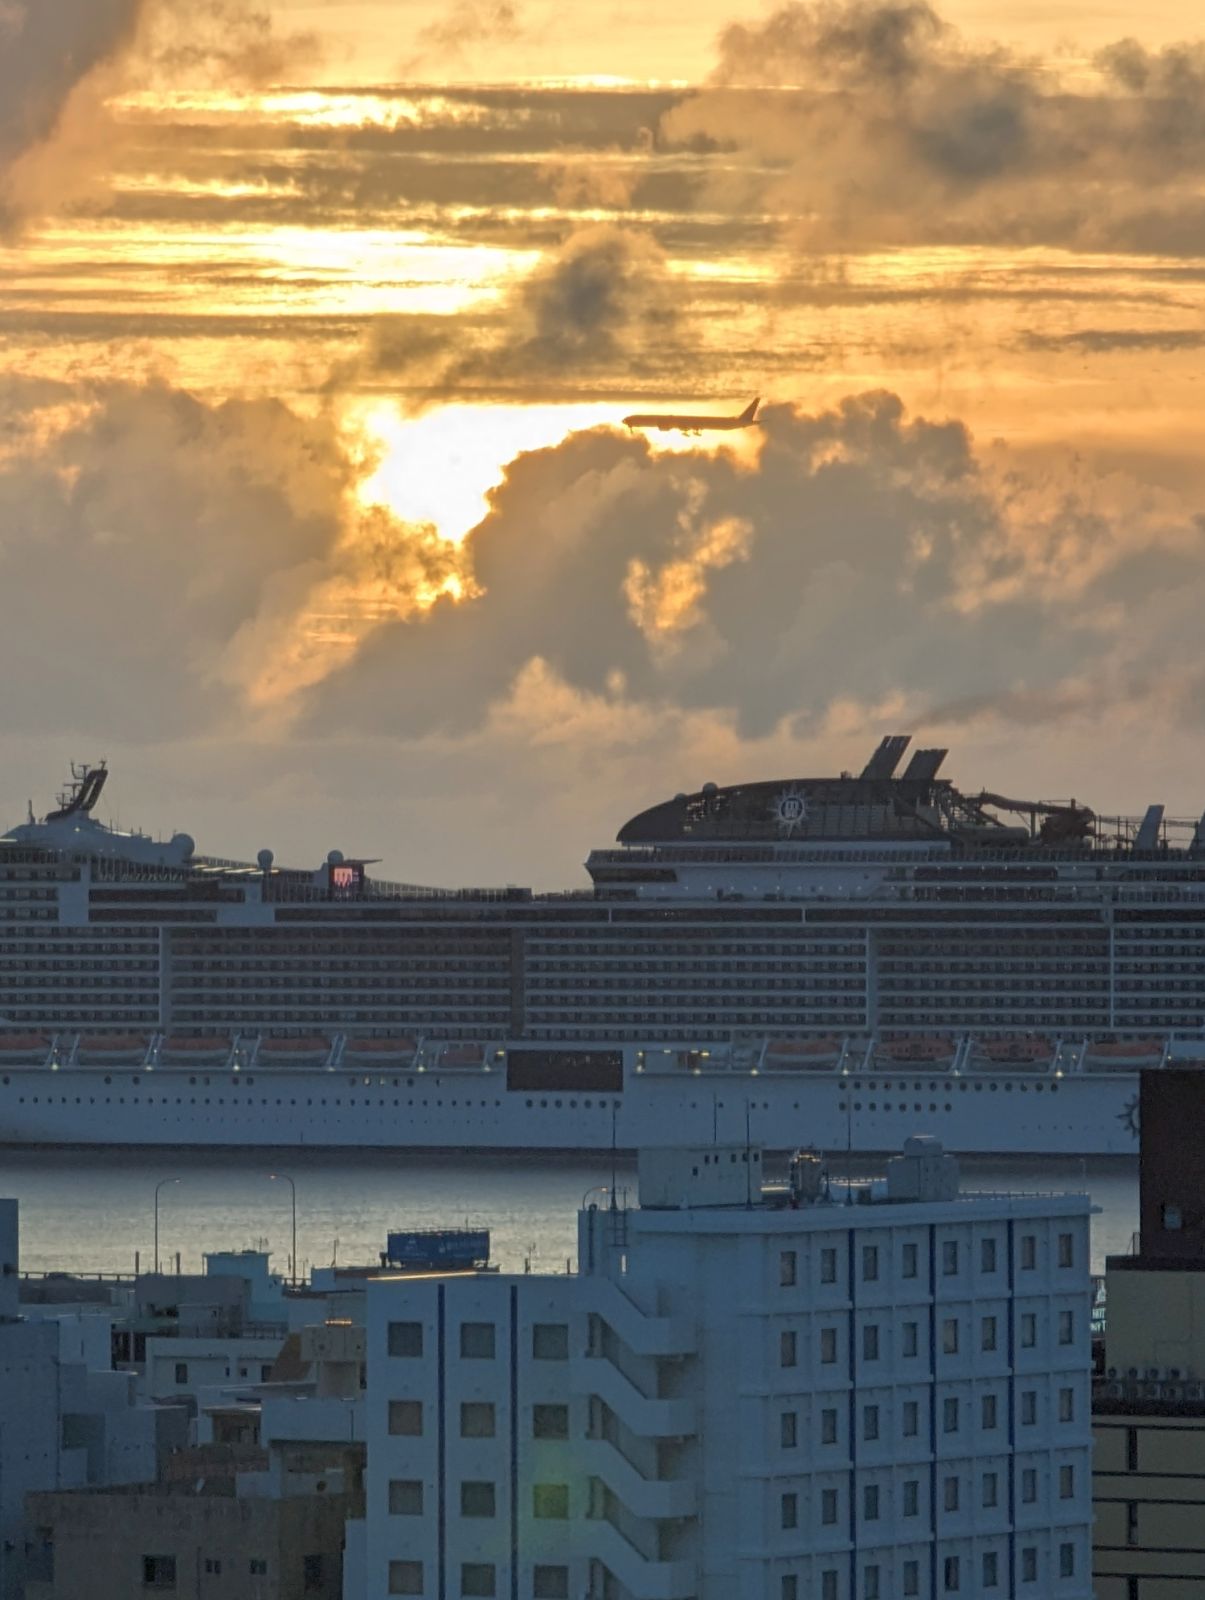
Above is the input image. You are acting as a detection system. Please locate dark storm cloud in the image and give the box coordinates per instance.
[660,0,1205,253]
[304,393,1205,743]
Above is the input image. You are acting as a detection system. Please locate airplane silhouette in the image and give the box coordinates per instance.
[622,397,760,436]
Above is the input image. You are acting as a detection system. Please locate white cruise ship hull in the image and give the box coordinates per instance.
[0,1059,1143,1157]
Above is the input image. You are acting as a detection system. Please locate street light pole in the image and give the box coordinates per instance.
[153,1177,180,1274]
[269,1173,296,1284]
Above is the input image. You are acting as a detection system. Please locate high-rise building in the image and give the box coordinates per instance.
[348,1139,1094,1600]
[1094,1068,1205,1598]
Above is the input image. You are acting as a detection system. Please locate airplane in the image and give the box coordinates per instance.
[622,397,760,435]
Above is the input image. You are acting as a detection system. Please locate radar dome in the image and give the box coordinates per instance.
[171,833,195,857]
[701,782,719,796]
[257,848,274,871]
[327,849,344,866]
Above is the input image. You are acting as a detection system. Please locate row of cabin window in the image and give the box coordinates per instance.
[388,1321,568,1360]
[778,1231,1077,1287]
[389,1562,567,1597]
[779,1383,1076,1445]
[388,1401,568,1439]
[780,1309,1077,1367]
[780,1461,1078,1527]
[782,1541,1077,1600]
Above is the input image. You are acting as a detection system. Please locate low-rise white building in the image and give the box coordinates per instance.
[352,1140,1094,1600]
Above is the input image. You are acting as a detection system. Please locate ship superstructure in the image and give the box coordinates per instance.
[0,738,1201,1155]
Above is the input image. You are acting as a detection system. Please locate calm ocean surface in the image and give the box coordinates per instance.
[0,1151,1138,1281]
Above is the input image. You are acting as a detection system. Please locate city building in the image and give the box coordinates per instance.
[1094,1068,1205,1597]
[350,1139,1094,1600]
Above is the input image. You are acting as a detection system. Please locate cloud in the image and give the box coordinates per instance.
[0,0,318,226]
[0,379,459,737]
[400,0,524,75]
[364,224,686,399]
[1021,328,1205,354]
[659,0,1205,253]
[301,391,1205,751]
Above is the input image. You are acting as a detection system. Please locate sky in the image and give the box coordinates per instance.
[3,0,1205,886]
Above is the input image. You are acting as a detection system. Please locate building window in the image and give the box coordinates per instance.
[820,1247,837,1284]
[780,1411,797,1448]
[903,1320,918,1357]
[461,1481,496,1518]
[1021,1468,1036,1504]
[1058,1310,1074,1345]
[780,1250,797,1287]
[942,1240,958,1275]
[461,1402,495,1439]
[942,1318,959,1355]
[982,1552,998,1589]
[902,1241,918,1279]
[821,1407,837,1445]
[981,1237,997,1273]
[862,1324,879,1361]
[1059,1464,1075,1499]
[902,1400,919,1436]
[780,1330,797,1367]
[1059,1543,1075,1578]
[943,1556,960,1593]
[820,1328,837,1364]
[533,1404,568,1440]
[462,1565,496,1597]
[1021,1549,1036,1583]
[1057,1232,1074,1267]
[389,1400,423,1437]
[204,1561,222,1576]
[390,1479,424,1515]
[1020,1235,1036,1271]
[863,1405,879,1441]
[862,1245,879,1282]
[1058,1387,1074,1423]
[388,1321,424,1358]
[781,1492,797,1530]
[782,1578,798,1600]
[1163,1203,1183,1231]
[943,1476,959,1512]
[533,1567,568,1599]
[981,1393,998,1430]
[943,1397,959,1433]
[822,1574,838,1600]
[821,1488,838,1525]
[1021,1390,1037,1425]
[533,1484,569,1520]
[304,1555,324,1592]
[142,1556,176,1588]
[1020,1313,1036,1349]
[250,1562,268,1578]
[863,1484,879,1521]
[460,1323,496,1360]
[388,1559,425,1595]
[981,1316,997,1353]
[903,1479,919,1517]
[903,1560,919,1597]
[532,1324,568,1360]
[982,1470,998,1507]
[174,1363,188,1385]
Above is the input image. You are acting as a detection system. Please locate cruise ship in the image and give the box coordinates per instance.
[0,737,1201,1156]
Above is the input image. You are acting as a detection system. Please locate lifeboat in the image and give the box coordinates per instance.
[973,1037,1054,1069]
[0,1033,50,1060]
[344,1037,419,1064]
[1083,1038,1164,1069]
[76,1033,150,1065]
[876,1035,956,1068]
[764,1038,842,1070]
[436,1045,485,1069]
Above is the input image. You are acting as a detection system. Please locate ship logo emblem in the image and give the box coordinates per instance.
[1119,1094,1140,1140]
[772,786,810,834]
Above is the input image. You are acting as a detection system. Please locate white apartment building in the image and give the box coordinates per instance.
[352,1140,1094,1600]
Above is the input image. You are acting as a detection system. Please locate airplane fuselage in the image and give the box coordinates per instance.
[622,398,760,435]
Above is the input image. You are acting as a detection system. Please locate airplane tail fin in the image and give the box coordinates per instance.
[739,397,760,423]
